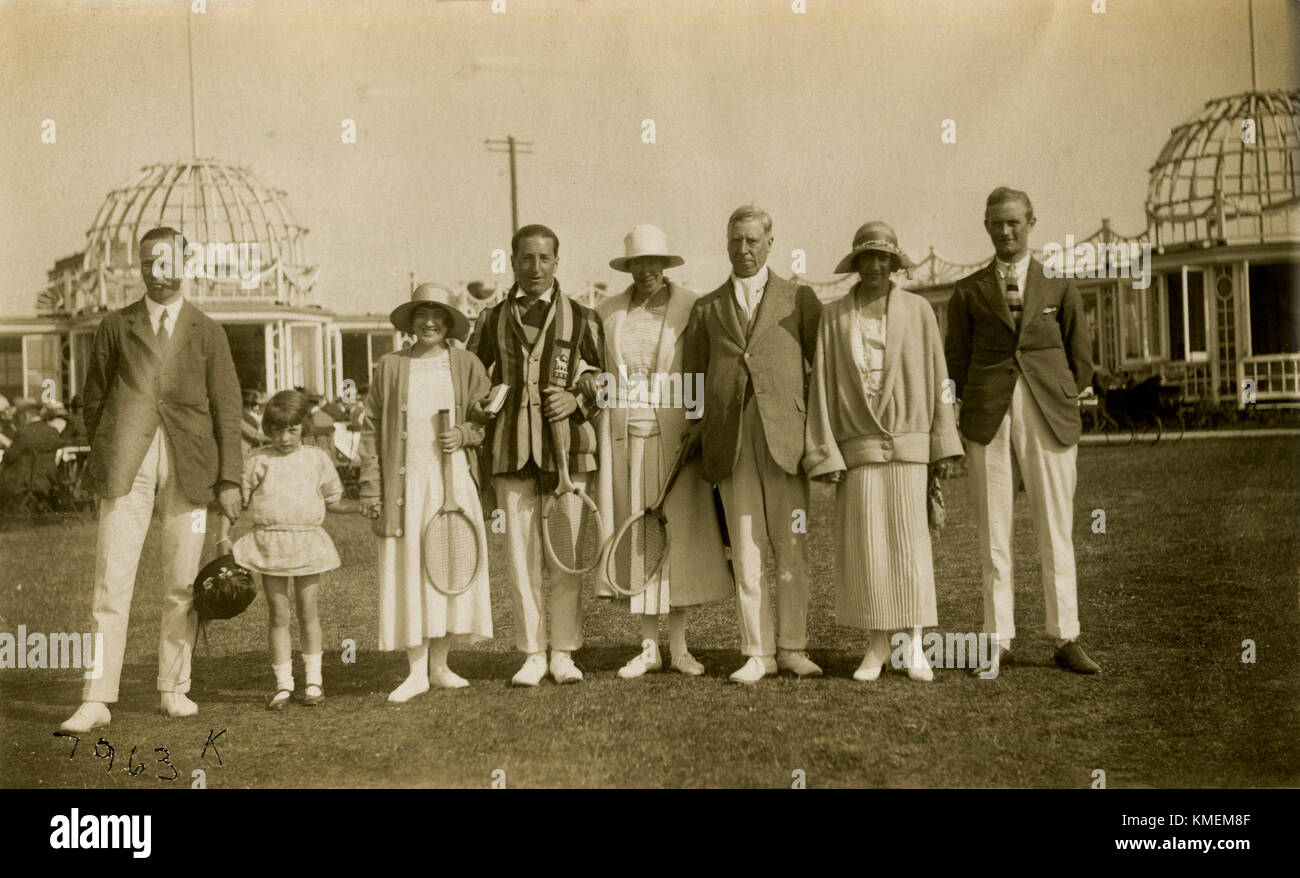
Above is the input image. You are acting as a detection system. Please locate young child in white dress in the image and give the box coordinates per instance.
[359,284,494,704]
[233,389,354,710]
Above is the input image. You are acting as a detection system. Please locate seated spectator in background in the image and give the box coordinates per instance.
[64,395,89,446]
[0,400,65,499]
[43,403,70,439]
[242,389,267,457]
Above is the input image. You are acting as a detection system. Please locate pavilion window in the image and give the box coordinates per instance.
[0,337,23,402]
[1120,282,1162,364]
[22,334,62,401]
[1166,268,1208,362]
[1248,263,1300,356]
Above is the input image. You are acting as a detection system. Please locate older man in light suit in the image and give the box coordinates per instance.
[945,187,1101,675]
[60,227,243,732]
[682,206,823,683]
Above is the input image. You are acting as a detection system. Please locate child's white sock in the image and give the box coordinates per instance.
[272,661,294,692]
[303,652,323,687]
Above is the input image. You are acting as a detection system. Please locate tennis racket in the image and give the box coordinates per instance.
[422,409,481,595]
[603,436,693,597]
[541,405,605,575]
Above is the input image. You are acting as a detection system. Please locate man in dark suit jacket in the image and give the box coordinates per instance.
[945,187,1100,676]
[61,227,243,733]
[682,206,823,684]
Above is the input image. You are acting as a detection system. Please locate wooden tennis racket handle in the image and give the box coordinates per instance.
[549,414,576,493]
[437,409,461,513]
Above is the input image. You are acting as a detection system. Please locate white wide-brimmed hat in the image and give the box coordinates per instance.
[389,283,471,340]
[609,224,686,273]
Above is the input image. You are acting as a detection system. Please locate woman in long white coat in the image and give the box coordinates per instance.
[595,225,733,678]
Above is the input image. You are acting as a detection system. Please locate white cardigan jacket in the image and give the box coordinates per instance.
[803,284,963,477]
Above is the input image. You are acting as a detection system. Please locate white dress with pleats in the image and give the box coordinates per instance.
[377,353,492,650]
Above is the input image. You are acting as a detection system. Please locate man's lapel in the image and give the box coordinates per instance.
[711,280,746,349]
[127,298,165,361]
[164,301,199,364]
[977,262,1017,334]
[1018,259,1047,344]
[748,271,791,345]
[504,284,534,350]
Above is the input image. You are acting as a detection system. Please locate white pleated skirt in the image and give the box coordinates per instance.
[834,461,938,630]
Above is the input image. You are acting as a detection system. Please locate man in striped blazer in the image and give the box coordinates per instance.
[468,224,605,687]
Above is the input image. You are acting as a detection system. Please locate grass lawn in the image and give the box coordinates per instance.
[1,438,1297,788]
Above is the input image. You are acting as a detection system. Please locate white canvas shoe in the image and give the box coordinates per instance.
[617,640,662,679]
[729,655,777,684]
[777,649,823,677]
[511,653,548,687]
[549,650,584,684]
[670,650,705,677]
[60,702,111,733]
[430,667,469,689]
[388,673,430,703]
[159,693,198,718]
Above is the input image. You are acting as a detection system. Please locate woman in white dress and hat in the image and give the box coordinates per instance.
[803,223,963,682]
[594,225,733,678]
[359,283,495,702]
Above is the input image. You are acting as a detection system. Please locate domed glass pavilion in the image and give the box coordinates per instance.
[1128,90,1300,406]
[2,158,401,405]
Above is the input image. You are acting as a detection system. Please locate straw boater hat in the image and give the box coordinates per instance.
[609,224,686,273]
[390,283,471,341]
[834,221,915,274]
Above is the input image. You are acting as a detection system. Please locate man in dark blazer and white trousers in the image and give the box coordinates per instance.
[683,206,823,683]
[945,188,1101,675]
[61,227,244,732]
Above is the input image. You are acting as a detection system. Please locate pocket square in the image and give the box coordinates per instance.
[1042,306,1059,314]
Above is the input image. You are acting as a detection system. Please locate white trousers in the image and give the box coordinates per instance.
[84,428,206,702]
[493,473,586,654]
[717,400,810,658]
[966,377,1080,643]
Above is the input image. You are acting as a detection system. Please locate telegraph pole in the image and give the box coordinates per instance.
[485,135,534,233]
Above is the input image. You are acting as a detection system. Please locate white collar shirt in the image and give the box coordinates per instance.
[994,253,1031,294]
[731,264,769,321]
[143,295,183,338]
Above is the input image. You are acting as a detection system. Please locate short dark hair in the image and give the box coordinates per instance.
[511,224,559,256]
[984,187,1034,221]
[261,389,312,432]
[139,226,187,255]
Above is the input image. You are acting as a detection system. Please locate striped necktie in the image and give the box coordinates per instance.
[1002,266,1022,329]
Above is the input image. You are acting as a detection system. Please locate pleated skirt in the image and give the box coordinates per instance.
[622,426,673,616]
[834,460,938,630]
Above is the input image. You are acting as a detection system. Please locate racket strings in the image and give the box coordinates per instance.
[545,492,603,572]
[609,513,668,594]
[426,512,480,592]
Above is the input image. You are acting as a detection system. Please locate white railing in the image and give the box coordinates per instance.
[1239,353,1300,402]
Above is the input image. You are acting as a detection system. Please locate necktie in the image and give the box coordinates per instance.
[1003,267,1022,329]
[157,309,169,339]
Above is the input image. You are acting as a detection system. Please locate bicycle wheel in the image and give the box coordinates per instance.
[1134,412,1162,445]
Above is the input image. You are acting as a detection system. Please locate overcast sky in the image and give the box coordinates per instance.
[1,0,1296,316]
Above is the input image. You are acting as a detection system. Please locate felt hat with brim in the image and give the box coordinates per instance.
[390,283,471,340]
[834,221,915,274]
[609,224,685,273]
